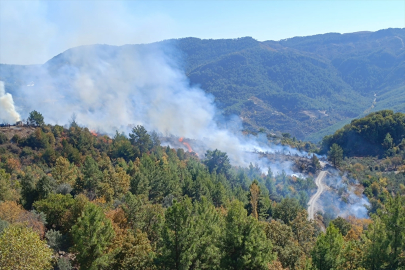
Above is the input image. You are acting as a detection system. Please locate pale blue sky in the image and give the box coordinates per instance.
[1,0,404,64]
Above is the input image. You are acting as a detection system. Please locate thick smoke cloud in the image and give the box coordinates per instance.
[12,44,271,166]
[0,81,21,123]
[8,42,371,219]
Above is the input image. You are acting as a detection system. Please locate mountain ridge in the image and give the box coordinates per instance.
[1,28,404,141]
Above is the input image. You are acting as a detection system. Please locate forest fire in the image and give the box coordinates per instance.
[179,137,193,153]
[90,130,98,137]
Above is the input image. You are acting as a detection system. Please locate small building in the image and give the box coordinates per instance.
[16,121,23,126]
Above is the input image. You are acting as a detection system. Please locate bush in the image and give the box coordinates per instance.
[273,198,302,224]
[45,229,67,252]
[56,183,73,195]
[0,218,9,234]
[57,257,72,270]
[7,144,20,154]
[0,133,8,144]
[11,134,20,144]
[20,146,34,157]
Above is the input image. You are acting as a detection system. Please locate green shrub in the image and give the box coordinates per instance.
[0,133,8,144]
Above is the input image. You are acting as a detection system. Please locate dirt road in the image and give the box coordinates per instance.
[307,170,328,220]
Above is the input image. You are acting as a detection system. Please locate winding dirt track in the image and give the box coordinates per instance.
[307,171,328,220]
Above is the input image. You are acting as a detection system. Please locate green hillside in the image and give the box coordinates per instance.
[321,110,405,157]
[176,29,405,140]
[1,28,404,141]
[0,116,404,269]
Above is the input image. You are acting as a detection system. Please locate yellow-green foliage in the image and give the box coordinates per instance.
[0,225,53,270]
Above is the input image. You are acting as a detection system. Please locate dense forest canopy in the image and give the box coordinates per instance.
[322,110,405,157]
[0,110,404,269]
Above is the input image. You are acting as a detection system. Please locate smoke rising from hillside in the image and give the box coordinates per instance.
[13,44,271,166]
[320,169,370,219]
[0,81,21,123]
[9,42,370,219]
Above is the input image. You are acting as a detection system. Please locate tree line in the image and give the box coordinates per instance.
[0,112,404,269]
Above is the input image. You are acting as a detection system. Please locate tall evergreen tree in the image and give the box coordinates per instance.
[249,180,260,219]
[265,220,303,270]
[379,195,405,269]
[71,203,115,270]
[36,175,56,200]
[20,172,38,209]
[129,125,152,155]
[328,143,343,167]
[79,156,103,193]
[158,197,223,269]
[204,149,232,177]
[311,224,344,270]
[27,110,45,126]
[158,198,194,269]
[363,217,389,270]
[221,200,275,270]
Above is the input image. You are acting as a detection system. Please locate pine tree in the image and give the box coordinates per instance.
[204,149,232,176]
[71,203,115,269]
[311,154,321,172]
[265,219,303,270]
[158,197,223,269]
[190,197,223,269]
[249,180,260,219]
[158,197,194,269]
[382,133,393,150]
[363,216,389,270]
[129,125,152,155]
[221,200,275,270]
[379,195,405,269]
[28,110,45,126]
[328,143,343,167]
[79,156,102,193]
[20,172,38,209]
[311,224,344,270]
[36,175,56,200]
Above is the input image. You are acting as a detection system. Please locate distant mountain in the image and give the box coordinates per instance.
[1,28,404,141]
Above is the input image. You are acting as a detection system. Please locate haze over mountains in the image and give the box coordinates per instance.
[1,28,404,141]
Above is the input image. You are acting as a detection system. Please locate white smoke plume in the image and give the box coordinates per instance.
[8,43,370,219]
[0,81,21,123]
[320,168,370,219]
[12,44,297,167]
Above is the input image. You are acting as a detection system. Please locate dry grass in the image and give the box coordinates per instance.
[0,126,36,140]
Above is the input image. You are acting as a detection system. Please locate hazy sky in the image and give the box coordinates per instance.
[1,0,404,65]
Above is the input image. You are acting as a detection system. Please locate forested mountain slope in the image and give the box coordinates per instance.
[176,28,405,140]
[1,28,404,141]
[322,110,405,157]
[0,116,404,269]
